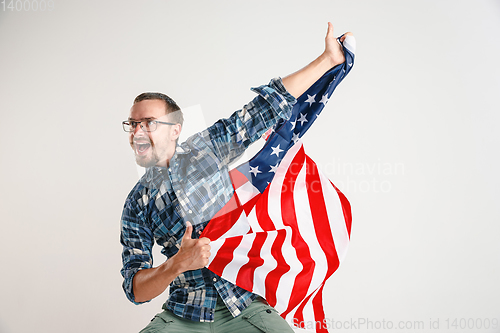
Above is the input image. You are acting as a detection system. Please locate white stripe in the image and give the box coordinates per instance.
[273,225,302,313]
[266,141,303,229]
[285,284,323,330]
[247,205,263,233]
[303,285,322,327]
[319,171,350,262]
[235,179,260,204]
[220,232,254,283]
[252,230,278,297]
[208,238,224,266]
[293,161,329,296]
[216,210,251,239]
[266,143,304,312]
[207,211,251,271]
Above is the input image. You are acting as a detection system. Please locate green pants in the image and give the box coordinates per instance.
[139,297,294,333]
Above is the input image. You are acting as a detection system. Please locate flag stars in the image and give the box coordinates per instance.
[297,113,308,126]
[320,94,329,105]
[292,132,300,144]
[290,120,296,130]
[249,166,262,177]
[305,94,316,106]
[270,144,284,157]
[269,163,279,173]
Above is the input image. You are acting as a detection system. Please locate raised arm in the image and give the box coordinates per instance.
[282,22,353,98]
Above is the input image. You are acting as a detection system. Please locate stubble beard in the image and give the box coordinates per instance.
[135,146,160,168]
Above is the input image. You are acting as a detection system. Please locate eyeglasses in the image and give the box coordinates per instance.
[122,119,177,132]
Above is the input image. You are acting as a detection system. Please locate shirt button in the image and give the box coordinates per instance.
[266,309,272,314]
[168,168,172,172]
[213,278,217,282]
[189,209,193,214]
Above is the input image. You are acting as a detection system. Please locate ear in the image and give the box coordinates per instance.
[171,123,182,141]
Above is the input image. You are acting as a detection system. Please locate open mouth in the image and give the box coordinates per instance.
[134,142,151,156]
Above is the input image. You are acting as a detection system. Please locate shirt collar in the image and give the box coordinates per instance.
[140,166,166,189]
[140,143,190,189]
[175,142,191,154]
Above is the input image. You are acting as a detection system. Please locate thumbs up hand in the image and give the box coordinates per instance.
[324,22,353,68]
[173,221,211,272]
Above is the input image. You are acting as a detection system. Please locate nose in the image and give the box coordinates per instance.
[133,123,146,135]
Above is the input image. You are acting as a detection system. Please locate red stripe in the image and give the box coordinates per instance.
[202,168,258,240]
[235,232,267,291]
[255,185,275,231]
[292,294,306,329]
[291,284,327,332]
[207,236,243,276]
[312,284,328,333]
[280,147,316,319]
[307,156,340,280]
[286,155,334,327]
[229,168,250,190]
[332,181,352,238]
[200,193,244,240]
[264,228,289,307]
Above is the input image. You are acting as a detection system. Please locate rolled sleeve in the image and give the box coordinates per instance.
[250,77,297,122]
[206,77,297,165]
[120,198,154,305]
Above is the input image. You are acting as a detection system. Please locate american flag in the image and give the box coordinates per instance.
[201,35,355,332]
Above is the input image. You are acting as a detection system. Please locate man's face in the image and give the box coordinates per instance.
[128,99,181,168]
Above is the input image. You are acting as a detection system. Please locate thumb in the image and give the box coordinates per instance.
[182,221,193,242]
[326,22,333,38]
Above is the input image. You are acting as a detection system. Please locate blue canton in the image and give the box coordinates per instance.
[120,78,296,322]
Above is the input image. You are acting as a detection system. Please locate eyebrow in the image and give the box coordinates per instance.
[127,117,156,121]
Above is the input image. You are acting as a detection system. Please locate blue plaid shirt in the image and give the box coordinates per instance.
[120,78,296,322]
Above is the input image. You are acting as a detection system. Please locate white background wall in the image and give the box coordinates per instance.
[0,1,499,332]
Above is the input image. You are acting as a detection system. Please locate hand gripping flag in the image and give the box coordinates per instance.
[201,35,355,333]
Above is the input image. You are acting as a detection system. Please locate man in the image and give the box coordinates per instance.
[121,23,352,332]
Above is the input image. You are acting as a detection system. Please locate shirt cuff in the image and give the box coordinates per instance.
[269,77,297,105]
[250,77,297,121]
[122,267,151,305]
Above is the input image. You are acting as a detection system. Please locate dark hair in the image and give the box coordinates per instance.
[133,92,184,126]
